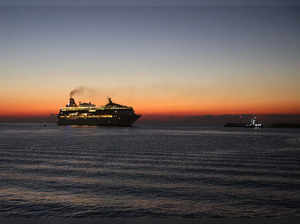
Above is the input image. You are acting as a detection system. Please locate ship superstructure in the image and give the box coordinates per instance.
[57,97,141,126]
[245,116,263,128]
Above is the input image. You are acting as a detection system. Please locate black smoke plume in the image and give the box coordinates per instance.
[70,86,95,98]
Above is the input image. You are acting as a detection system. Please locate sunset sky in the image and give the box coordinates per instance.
[0,1,300,118]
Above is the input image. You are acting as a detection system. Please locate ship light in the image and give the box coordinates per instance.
[100,115,112,118]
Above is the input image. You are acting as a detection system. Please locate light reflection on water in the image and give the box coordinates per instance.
[0,123,300,218]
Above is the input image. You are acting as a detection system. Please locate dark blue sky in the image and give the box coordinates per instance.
[1,0,300,6]
[0,4,300,115]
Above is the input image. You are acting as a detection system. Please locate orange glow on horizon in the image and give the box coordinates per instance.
[1,87,300,118]
[0,100,299,118]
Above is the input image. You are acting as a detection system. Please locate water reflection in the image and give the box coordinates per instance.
[0,124,299,218]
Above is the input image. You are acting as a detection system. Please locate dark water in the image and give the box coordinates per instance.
[0,123,300,218]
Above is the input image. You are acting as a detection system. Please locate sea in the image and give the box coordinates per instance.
[0,123,300,221]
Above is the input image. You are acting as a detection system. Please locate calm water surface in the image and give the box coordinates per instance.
[0,123,300,218]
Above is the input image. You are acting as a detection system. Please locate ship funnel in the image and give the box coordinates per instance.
[69,98,77,107]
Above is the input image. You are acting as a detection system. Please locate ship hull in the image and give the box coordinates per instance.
[224,123,263,128]
[57,115,141,126]
[224,123,247,127]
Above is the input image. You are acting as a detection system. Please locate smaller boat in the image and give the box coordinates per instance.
[225,116,263,128]
[245,116,263,128]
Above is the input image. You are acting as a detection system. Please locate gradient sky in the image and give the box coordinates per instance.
[0,1,300,117]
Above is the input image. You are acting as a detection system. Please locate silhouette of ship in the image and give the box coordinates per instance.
[57,97,141,126]
[224,116,263,128]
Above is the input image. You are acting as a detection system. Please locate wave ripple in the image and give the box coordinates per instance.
[0,123,300,218]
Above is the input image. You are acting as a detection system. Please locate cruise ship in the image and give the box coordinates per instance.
[57,97,141,126]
